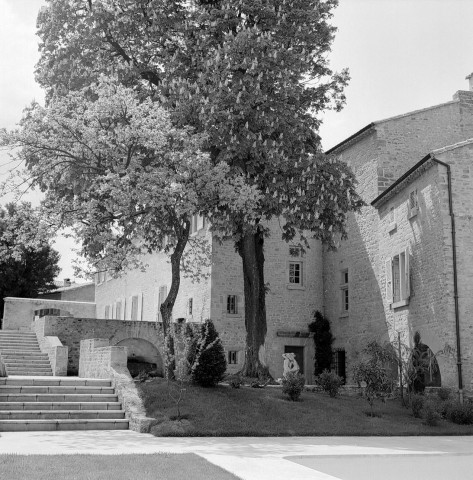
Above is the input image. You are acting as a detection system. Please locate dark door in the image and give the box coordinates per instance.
[284,346,304,375]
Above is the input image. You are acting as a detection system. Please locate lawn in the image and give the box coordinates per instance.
[0,454,239,480]
[138,378,473,436]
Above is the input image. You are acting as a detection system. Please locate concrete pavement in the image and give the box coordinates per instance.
[0,432,472,480]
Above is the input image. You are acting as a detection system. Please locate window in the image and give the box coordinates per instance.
[331,349,346,383]
[408,189,418,218]
[97,271,106,284]
[104,305,110,319]
[131,295,139,321]
[386,248,410,307]
[228,351,238,365]
[190,214,205,235]
[116,301,122,320]
[289,261,302,285]
[227,295,238,314]
[157,285,167,322]
[188,297,193,316]
[340,269,349,315]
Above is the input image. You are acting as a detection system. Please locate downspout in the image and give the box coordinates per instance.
[431,155,464,403]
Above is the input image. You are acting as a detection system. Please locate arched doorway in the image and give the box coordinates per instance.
[115,338,163,377]
[410,342,441,391]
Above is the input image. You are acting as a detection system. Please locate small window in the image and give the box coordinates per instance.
[388,207,397,232]
[340,269,349,314]
[408,189,418,218]
[386,248,410,307]
[289,262,302,285]
[188,297,193,316]
[227,295,238,314]
[228,351,238,365]
[331,349,346,383]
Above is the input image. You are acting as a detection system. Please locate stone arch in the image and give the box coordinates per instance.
[115,337,163,376]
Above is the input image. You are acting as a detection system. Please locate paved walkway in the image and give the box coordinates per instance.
[0,432,472,480]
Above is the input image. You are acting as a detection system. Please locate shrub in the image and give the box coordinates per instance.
[423,401,441,426]
[282,372,306,401]
[308,311,334,375]
[446,402,473,425]
[316,370,343,398]
[437,387,451,401]
[191,319,227,387]
[410,394,424,418]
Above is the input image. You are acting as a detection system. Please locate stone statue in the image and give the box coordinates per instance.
[282,352,299,378]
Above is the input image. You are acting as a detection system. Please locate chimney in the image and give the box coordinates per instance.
[466,73,473,91]
[63,278,71,287]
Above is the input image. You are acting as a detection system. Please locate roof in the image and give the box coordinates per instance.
[49,281,94,294]
[371,138,473,207]
[326,100,458,155]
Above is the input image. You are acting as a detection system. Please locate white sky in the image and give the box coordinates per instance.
[1,0,473,279]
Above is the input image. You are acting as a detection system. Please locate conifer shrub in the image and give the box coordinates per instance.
[309,311,334,375]
[191,319,227,387]
[282,372,306,401]
[316,370,343,398]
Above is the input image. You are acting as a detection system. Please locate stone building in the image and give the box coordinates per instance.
[93,75,473,392]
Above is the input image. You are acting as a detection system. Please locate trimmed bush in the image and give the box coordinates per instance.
[191,320,227,387]
[410,394,424,418]
[423,401,441,426]
[446,402,473,425]
[437,387,451,401]
[309,311,334,375]
[316,370,343,398]
[282,372,306,401]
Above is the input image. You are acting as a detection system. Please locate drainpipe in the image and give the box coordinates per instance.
[431,155,464,404]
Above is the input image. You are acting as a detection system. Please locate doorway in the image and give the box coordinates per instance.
[284,346,304,375]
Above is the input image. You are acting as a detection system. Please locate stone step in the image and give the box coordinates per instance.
[0,393,118,403]
[0,419,129,431]
[0,335,38,340]
[1,353,49,360]
[0,386,115,394]
[0,349,43,354]
[6,367,52,374]
[4,360,51,367]
[3,372,53,377]
[0,344,41,349]
[0,378,112,387]
[0,402,122,411]
[0,410,125,420]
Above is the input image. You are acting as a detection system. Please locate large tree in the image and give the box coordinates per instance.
[0,203,60,316]
[3,78,258,376]
[31,0,362,376]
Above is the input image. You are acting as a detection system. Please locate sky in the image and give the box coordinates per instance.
[1,0,473,279]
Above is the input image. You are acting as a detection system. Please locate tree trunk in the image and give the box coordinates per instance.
[160,221,190,379]
[237,229,271,379]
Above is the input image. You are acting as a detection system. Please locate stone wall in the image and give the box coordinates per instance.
[2,297,96,330]
[34,317,69,376]
[79,338,156,432]
[210,218,321,383]
[39,316,164,375]
[95,230,211,323]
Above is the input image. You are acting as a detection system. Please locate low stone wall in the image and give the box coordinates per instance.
[33,317,68,376]
[79,338,157,433]
[3,297,96,330]
[38,316,165,375]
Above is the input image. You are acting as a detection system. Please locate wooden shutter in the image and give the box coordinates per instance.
[137,293,143,321]
[404,248,410,299]
[385,257,393,304]
[158,286,167,321]
[131,295,138,320]
[197,215,204,231]
[121,298,126,320]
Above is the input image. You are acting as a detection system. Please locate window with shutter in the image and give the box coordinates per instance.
[385,257,393,304]
[387,249,411,308]
[131,295,139,321]
[158,285,167,321]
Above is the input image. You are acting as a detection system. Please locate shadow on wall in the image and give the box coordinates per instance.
[115,337,163,377]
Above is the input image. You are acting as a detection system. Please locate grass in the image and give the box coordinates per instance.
[0,454,239,480]
[138,378,473,436]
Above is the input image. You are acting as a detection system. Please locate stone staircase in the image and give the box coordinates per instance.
[0,331,129,431]
[0,331,52,376]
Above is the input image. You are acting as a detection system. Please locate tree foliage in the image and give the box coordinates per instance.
[0,203,60,315]
[12,0,363,375]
